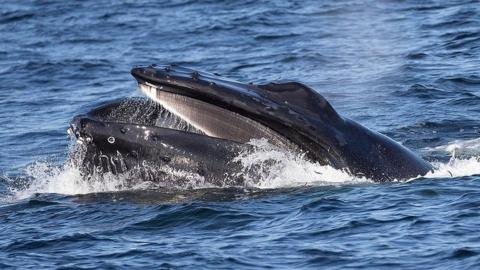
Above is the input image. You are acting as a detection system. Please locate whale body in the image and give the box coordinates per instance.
[70,64,432,183]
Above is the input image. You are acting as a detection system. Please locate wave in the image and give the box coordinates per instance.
[6,137,480,200]
[233,139,369,188]
[421,137,480,179]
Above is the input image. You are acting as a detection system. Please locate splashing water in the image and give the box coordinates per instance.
[426,138,480,157]
[422,138,480,179]
[9,150,211,200]
[234,139,370,188]
[6,137,480,199]
[425,157,480,179]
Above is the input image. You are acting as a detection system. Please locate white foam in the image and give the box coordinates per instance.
[11,161,131,200]
[423,157,480,179]
[425,137,480,155]
[420,137,480,179]
[8,138,480,199]
[234,139,371,188]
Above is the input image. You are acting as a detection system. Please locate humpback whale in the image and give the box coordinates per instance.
[70,64,432,183]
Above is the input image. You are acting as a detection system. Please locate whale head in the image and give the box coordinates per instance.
[70,64,432,182]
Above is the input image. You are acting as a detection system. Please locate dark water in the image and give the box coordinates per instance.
[1,0,480,268]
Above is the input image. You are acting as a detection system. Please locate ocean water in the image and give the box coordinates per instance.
[1,0,480,268]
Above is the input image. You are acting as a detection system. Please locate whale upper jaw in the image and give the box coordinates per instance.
[135,80,295,150]
[130,64,342,165]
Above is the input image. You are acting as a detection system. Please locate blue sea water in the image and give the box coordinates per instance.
[1,0,480,268]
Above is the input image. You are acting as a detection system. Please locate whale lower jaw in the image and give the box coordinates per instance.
[68,97,252,185]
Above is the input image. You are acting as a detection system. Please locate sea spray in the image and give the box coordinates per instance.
[8,137,480,199]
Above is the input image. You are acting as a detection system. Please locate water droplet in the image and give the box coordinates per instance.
[191,71,199,80]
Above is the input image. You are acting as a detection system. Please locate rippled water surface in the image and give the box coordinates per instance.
[1,0,480,268]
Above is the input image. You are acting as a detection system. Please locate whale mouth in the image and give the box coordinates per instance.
[67,72,296,179]
[68,97,199,147]
[136,81,293,149]
[69,86,293,151]
[81,97,204,134]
